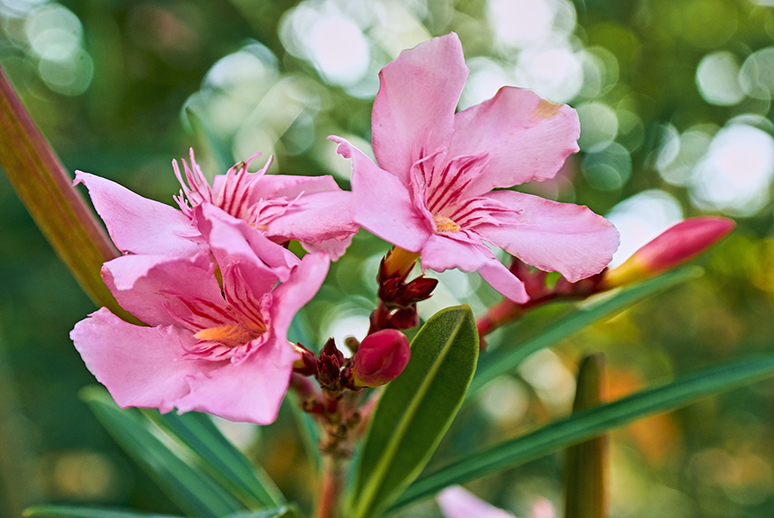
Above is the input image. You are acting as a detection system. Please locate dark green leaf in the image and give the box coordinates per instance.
[470,267,702,395]
[143,410,285,509]
[23,505,182,518]
[223,505,301,518]
[564,354,607,518]
[80,386,243,518]
[393,354,774,509]
[348,305,479,518]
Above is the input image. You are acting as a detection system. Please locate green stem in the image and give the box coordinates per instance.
[0,64,139,324]
[315,456,343,518]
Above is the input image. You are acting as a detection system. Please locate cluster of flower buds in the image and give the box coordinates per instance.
[294,330,411,391]
[291,330,411,455]
[477,217,735,344]
[369,248,438,333]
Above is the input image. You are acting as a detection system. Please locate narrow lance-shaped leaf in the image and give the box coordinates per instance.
[80,386,243,518]
[23,507,183,518]
[0,65,137,323]
[470,267,701,395]
[223,506,301,518]
[348,305,479,518]
[143,410,285,510]
[392,354,774,509]
[564,354,607,518]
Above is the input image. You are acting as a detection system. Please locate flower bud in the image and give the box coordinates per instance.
[604,217,735,288]
[352,329,410,388]
[316,338,344,388]
[292,343,318,376]
[404,276,439,302]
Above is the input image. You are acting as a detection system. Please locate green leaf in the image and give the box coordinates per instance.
[564,354,607,518]
[392,354,774,509]
[348,305,479,518]
[80,386,243,518]
[143,410,285,509]
[23,505,182,518]
[223,505,301,518]
[470,267,702,395]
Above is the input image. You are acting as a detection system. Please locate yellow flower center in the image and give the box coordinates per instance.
[194,320,267,348]
[433,215,461,233]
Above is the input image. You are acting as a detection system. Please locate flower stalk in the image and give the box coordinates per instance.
[0,65,137,323]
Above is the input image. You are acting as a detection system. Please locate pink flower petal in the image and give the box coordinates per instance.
[174,335,297,424]
[477,190,619,282]
[271,251,330,334]
[249,174,342,200]
[372,33,469,180]
[194,204,299,293]
[447,87,580,196]
[477,259,529,303]
[74,171,204,256]
[101,252,222,327]
[421,234,528,302]
[70,308,214,413]
[437,486,517,518]
[332,136,432,252]
[302,235,354,261]
[262,190,358,257]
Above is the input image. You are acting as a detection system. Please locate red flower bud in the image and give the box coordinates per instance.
[316,338,344,388]
[352,329,410,388]
[404,276,438,302]
[292,342,318,376]
[604,217,735,288]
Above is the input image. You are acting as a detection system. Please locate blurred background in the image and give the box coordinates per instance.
[2,0,774,516]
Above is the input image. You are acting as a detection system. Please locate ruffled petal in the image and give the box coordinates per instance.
[476,190,619,282]
[70,308,213,413]
[302,235,354,261]
[332,136,432,252]
[271,251,331,334]
[249,174,342,200]
[447,87,580,196]
[102,253,221,327]
[195,204,299,293]
[75,171,204,256]
[437,486,516,518]
[421,234,528,302]
[263,190,358,257]
[372,33,469,180]
[174,335,296,424]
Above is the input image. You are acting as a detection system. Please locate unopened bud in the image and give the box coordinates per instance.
[404,276,438,302]
[604,217,735,288]
[292,343,317,376]
[316,338,344,388]
[352,329,410,388]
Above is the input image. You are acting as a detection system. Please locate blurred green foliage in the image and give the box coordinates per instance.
[4,0,774,517]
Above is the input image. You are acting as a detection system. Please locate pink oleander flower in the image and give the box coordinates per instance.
[437,486,556,518]
[70,204,330,424]
[75,150,358,260]
[332,33,619,302]
[437,486,517,518]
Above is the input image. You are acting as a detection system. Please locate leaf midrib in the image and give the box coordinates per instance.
[353,315,465,518]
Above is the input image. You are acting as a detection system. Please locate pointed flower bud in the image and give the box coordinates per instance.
[604,217,735,288]
[352,329,410,388]
[404,276,439,303]
[292,343,318,376]
[316,338,344,388]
